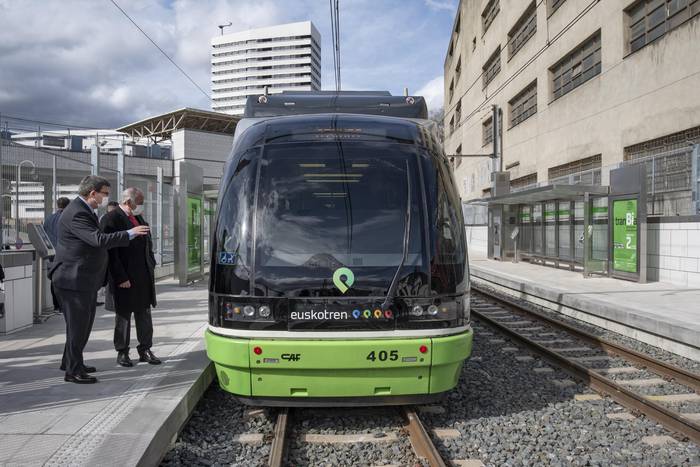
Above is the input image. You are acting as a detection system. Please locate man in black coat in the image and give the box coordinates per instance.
[49,176,149,384]
[43,197,70,311]
[100,187,161,367]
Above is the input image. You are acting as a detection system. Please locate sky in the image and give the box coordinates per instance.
[0,0,456,130]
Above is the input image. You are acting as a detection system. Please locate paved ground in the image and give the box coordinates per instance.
[0,279,211,466]
[469,252,700,360]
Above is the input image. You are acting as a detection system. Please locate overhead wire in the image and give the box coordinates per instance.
[107,0,210,100]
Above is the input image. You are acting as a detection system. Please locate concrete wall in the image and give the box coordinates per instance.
[444,0,700,199]
[648,222,700,287]
[466,225,488,257]
[171,129,233,188]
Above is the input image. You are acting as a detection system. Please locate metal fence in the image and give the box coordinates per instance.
[0,139,176,265]
[621,145,699,217]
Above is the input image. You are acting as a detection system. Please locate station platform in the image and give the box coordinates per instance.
[0,279,212,466]
[469,253,700,361]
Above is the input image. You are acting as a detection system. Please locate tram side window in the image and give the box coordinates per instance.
[214,150,258,294]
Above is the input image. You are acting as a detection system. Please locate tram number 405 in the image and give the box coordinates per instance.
[366,350,399,362]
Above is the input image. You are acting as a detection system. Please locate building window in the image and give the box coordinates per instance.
[455,13,461,35]
[482,117,494,146]
[449,114,455,136]
[508,2,537,59]
[482,0,500,34]
[455,144,463,168]
[548,154,602,185]
[626,0,700,54]
[449,78,455,102]
[448,40,455,58]
[455,100,462,126]
[455,57,462,82]
[482,47,501,88]
[509,81,537,128]
[549,0,567,15]
[510,173,537,191]
[472,37,477,51]
[550,31,601,101]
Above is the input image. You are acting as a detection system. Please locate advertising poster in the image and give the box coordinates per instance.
[612,199,637,273]
[187,195,202,272]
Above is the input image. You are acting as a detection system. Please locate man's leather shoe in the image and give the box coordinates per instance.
[117,352,133,367]
[138,349,161,365]
[64,372,97,384]
[60,365,96,373]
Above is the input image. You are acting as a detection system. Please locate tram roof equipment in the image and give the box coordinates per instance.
[243,91,428,119]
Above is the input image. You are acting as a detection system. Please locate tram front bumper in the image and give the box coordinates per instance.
[205,328,473,400]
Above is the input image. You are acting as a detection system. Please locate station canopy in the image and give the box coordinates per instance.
[117,107,239,143]
[485,184,609,205]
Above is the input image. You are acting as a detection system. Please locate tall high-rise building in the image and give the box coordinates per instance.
[211,21,321,115]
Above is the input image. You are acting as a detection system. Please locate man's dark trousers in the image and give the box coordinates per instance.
[114,307,153,354]
[57,287,98,374]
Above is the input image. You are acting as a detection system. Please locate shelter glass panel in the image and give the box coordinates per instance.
[520,205,532,254]
[545,201,556,257]
[592,197,608,261]
[557,201,572,260]
[533,203,543,254]
[574,200,584,261]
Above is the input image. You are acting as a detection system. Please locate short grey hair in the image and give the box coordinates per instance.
[121,187,143,204]
[78,176,110,197]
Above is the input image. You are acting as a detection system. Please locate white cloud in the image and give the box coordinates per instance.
[0,0,455,128]
[423,0,456,11]
[416,75,444,112]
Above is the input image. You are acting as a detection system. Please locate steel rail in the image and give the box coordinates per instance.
[471,289,700,445]
[402,407,447,467]
[268,408,290,467]
[471,288,700,392]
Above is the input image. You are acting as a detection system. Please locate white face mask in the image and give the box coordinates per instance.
[132,204,144,216]
[99,195,109,208]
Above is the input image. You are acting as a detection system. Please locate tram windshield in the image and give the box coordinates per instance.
[252,142,425,295]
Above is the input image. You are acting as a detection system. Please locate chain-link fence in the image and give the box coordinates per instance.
[0,139,176,265]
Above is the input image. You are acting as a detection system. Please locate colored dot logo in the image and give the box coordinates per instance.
[373,309,383,319]
[332,267,355,293]
[363,309,371,319]
[352,309,361,319]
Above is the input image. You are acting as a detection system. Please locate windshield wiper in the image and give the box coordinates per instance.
[381,161,411,310]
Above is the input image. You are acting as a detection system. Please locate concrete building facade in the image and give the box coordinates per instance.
[444,0,700,286]
[444,0,700,200]
[211,21,322,115]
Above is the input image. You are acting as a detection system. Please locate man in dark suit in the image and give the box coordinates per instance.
[49,176,149,384]
[100,187,161,367]
[43,197,70,311]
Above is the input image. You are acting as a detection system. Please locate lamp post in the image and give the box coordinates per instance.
[15,160,36,248]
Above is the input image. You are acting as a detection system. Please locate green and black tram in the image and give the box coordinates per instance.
[206,91,472,406]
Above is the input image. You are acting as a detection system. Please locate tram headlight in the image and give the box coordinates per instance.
[221,300,275,322]
[258,305,271,318]
[427,304,439,316]
[411,305,424,317]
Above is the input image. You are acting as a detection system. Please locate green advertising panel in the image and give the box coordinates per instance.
[612,199,638,273]
[187,195,202,273]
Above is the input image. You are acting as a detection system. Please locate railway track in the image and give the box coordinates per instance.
[470,286,700,445]
[266,406,449,467]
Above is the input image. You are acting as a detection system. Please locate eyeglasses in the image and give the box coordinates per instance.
[98,190,110,196]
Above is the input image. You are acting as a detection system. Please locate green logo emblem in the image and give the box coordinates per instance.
[332,267,354,293]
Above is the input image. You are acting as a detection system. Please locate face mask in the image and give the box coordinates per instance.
[132,204,144,216]
[99,195,109,208]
